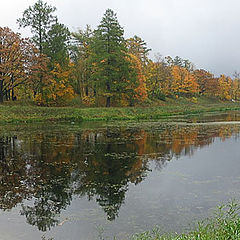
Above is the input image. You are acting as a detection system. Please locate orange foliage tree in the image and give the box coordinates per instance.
[232,77,240,100]
[126,35,151,68]
[193,69,214,95]
[145,56,172,99]
[35,63,74,106]
[171,65,199,96]
[0,27,37,102]
[128,54,147,102]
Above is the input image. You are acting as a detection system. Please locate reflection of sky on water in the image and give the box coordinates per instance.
[0,119,240,239]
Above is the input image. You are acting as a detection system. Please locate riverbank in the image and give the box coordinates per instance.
[131,202,240,240]
[0,97,240,123]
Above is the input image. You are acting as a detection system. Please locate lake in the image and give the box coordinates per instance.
[1,112,240,240]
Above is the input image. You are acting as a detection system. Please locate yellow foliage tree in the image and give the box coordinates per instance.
[118,53,148,106]
[217,75,232,100]
[145,58,172,99]
[35,63,74,106]
[232,78,240,100]
[193,69,214,95]
[171,65,199,96]
[129,54,148,102]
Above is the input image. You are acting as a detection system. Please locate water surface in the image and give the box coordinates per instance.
[1,112,240,239]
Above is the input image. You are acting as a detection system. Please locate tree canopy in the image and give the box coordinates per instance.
[0,1,238,106]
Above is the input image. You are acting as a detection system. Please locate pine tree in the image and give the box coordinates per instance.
[17,0,57,54]
[126,35,151,67]
[43,22,71,69]
[90,9,136,107]
[17,0,57,97]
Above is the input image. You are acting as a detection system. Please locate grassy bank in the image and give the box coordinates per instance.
[1,97,240,123]
[131,202,240,240]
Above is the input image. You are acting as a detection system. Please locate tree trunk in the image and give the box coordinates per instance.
[106,82,111,107]
[6,90,10,101]
[12,88,15,101]
[0,138,5,162]
[4,92,6,101]
[0,80,4,103]
[0,93,3,103]
[106,96,110,107]
[85,86,89,96]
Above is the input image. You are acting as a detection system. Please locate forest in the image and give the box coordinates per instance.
[1,0,240,107]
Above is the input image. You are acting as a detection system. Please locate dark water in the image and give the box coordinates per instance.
[1,113,240,240]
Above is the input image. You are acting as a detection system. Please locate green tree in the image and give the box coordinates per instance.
[17,0,57,98]
[126,35,151,67]
[90,9,137,107]
[17,0,57,54]
[43,22,71,69]
[165,55,194,72]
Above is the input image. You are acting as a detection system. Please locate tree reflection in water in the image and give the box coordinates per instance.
[0,123,239,231]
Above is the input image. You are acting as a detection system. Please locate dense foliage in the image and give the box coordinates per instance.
[1,0,240,106]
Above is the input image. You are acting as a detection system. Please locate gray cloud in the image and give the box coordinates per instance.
[1,0,240,76]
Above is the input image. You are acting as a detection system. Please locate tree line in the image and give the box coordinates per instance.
[1,0,240,106]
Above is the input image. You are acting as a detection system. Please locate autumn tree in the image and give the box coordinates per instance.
[17,0,58,99]
[18,1,74,106]
[71,25,94,104]
[125,36,150,104]
[171,65,199,96]
[126,35,151,68]
[217,75,233,100]
[193,69,214,95]
[28,45,74,106]
[232,72,240,100]
[0,27,37,102]
[126,54,147,105]
[34,63,74,106]
[204,77,219,97]
[146,54,172,100]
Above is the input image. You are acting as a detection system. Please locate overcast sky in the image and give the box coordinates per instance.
[1,0,239,76]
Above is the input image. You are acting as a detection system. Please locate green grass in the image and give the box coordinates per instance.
[130,201,240,240]
[0,97,240,123]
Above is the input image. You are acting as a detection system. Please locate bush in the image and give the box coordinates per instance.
[131,201,240,240]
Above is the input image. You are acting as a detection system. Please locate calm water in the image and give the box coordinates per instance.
[1,112,240,240]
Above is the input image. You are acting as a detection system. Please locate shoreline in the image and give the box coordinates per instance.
[0,99,240,124]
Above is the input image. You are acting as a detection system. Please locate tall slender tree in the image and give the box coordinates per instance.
[71,25,94,98]
[126,35,151,67]
[90,9,136,107]
[17,0,57,97]
[43,22,70,69]
[17,0,57,54]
